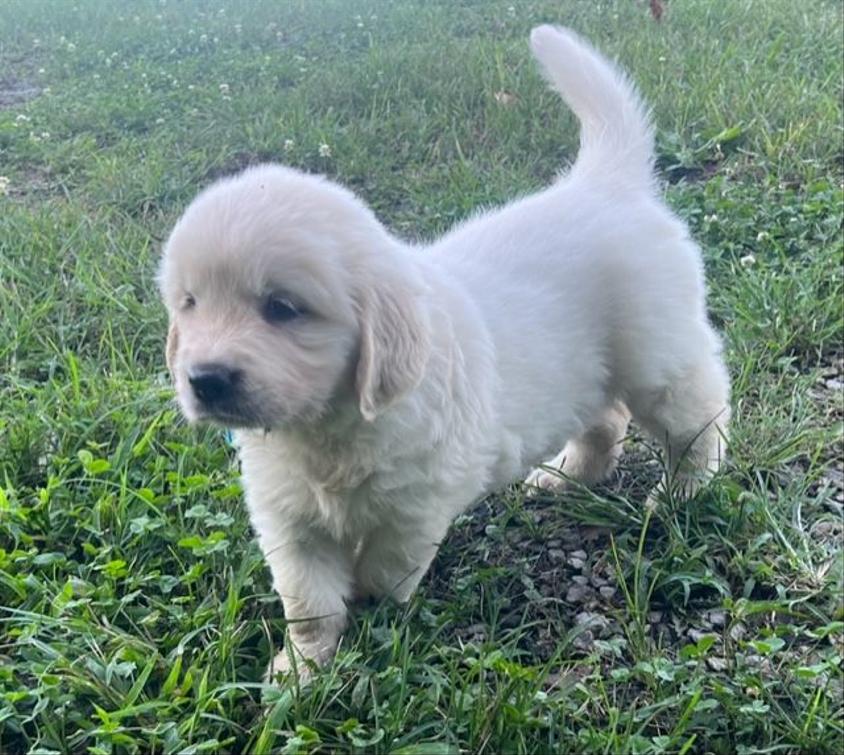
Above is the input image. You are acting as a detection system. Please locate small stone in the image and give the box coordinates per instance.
[822,468,844,486]
[707,610,727,627]
[539,581,556,598]
[572,629,594,652]
[547,548,566,561]
[648,611,663,624]
[571,550,588,561]
[706,657,729,672]
[575,611,609,631]
[572,575,589,586]
[493,90,518,107]
[465,623,487,641]
[567,556,585,569]
[566,584,590,603]
[653,628,671,646]
[599,586,616,600]
[688,628,716,644]
[729,622,747,642]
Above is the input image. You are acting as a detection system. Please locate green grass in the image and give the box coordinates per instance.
[1,0,842,752]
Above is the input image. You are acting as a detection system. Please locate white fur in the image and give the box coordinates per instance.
[159,26,730,680]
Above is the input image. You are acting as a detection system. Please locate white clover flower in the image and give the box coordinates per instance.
[219,83,230,94]
[200,34,208,43]
[703,213,718,223]
[658,55,667,63]
[0,176,10,196]
[155,117,165,125]
[40,131,50,140]
[739,254,756,268]
[38,68,45,74]
[756,231,770,242]
[318,143,332,158]
[15,114,30,123]
[67,42,76,51]
[283,139,294,151]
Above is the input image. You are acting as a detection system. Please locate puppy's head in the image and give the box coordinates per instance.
[159,164,430,429]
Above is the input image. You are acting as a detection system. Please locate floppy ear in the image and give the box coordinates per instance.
[165,320,180,381]
[355,283,430,422]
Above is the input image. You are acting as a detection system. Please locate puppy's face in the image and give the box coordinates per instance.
[159,165,429,429]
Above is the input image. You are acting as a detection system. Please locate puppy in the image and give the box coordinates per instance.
[159,26,730,680]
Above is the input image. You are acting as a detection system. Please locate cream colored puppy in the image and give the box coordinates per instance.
[159,26,730,680]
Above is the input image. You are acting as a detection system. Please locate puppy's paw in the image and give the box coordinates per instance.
[524,465,569,495]
[264,639,337,686]
[265,649,311,686]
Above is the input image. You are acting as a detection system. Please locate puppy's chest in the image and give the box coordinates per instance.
[306,452,434,538]
[287,438,417,540]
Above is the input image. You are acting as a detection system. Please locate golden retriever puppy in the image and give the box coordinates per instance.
[159,26,730,680]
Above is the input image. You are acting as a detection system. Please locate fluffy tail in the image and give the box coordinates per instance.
[530,25,655,188]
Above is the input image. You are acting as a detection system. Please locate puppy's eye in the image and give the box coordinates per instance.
[181,293,196,311]
[263,294,302,324]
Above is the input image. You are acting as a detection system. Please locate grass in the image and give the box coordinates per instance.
[1,0,842,752]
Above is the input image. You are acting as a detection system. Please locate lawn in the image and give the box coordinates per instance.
[1,0,842,752]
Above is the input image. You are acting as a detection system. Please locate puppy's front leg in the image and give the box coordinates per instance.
[354,514,452,603]
[258,526,354,682]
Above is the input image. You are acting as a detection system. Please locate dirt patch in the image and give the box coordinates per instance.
[812,351,844,510]
[662,159,721,185]
[0,64,40,109]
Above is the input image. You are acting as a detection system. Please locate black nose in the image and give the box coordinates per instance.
[188,364,241,405]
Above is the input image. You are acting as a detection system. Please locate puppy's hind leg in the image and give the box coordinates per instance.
[526,400,631,493]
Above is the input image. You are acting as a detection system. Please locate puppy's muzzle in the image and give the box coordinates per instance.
[188,363,242,407]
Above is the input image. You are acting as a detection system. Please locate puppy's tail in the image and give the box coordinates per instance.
[530,25,655,189]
